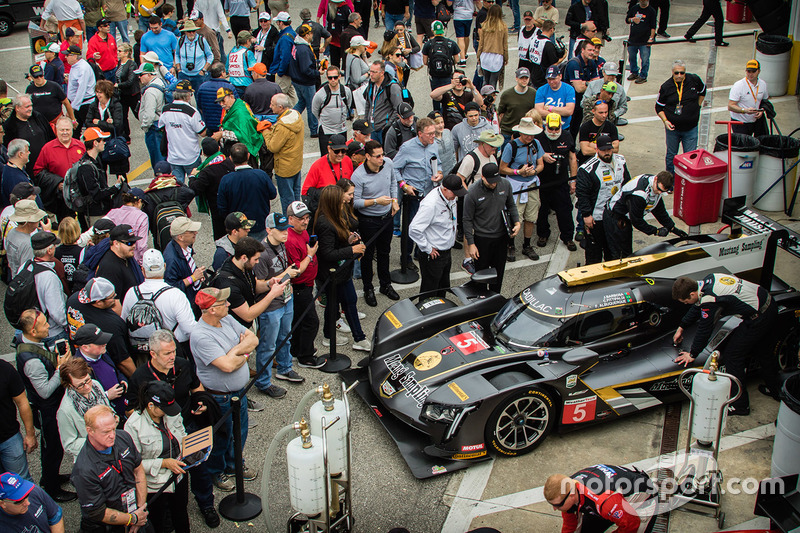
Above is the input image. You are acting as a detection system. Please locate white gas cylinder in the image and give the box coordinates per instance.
[309,386,349,476]
[691,372,731,445]
[286,434,328,516]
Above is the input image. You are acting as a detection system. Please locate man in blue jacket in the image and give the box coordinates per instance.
[268,12,297,106]
[289,25,319,136]
[164,216,206,304]
[218,143,278,241]
[196,61,238,133]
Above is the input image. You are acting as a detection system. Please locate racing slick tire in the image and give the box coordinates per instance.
[485,386,556,457]
[770,318,800,373]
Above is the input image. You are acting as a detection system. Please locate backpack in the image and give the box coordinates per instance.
[148,189,186,251]
[126,285,174,354]
[178,34,206,55]
[392,79,415,108]
[427,38,454,78]
[63,159,95,213]
[454,151,481,186]
[144,80,174,107]
[321,82,351,111]
[4,260,47,328]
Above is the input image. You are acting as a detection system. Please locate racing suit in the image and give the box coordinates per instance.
[603,174,677,259]
[575,154,630,265]
[562,464,657,533]
[679,273,779,410]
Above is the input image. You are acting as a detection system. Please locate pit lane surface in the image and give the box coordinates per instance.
[0,0,798,531]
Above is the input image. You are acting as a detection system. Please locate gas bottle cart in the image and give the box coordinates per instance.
[672,351,742,529]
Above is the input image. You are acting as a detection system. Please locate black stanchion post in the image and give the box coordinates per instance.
[218,395,261,521]
[321,268,350,372]
[390,194,419,284]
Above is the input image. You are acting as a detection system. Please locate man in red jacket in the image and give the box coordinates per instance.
[545,465,658,533]
[86,19,118,80]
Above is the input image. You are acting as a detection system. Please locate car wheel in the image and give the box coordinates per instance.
[0,16,12,37]
[771,319,800,373]
[485,387,555,456]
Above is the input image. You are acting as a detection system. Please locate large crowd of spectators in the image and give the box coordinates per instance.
[0,0,773,530]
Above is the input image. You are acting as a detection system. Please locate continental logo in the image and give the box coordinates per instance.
[452,451,487,460]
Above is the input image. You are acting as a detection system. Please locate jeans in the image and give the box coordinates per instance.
[627,43,651,79]
[178,71,208,92]
[508,0,520,31]
[0,433,32,482]
[385,13,406,31]
[170,156,201,184]
[109,19,130,42]
[145,126,165,167]
[138,16,151,32]
[255,303,294,391]
[208,389,248,477]
[323,280,365,341]
[665,126,699,174]
[370,129,384,144]
[276,172,302,214]
[293,83,318,134]
[85,25,97,40]
[184,420,214,510]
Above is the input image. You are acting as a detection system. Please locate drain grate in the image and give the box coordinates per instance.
[650,402,683,533]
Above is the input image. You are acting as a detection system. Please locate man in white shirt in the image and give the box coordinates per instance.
[158,80,207,183]
[409,174,466,297]
[121,248,197,360]
[64,46,97,129]
[728,59,770,136]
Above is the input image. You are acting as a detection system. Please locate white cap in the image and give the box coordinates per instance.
[258,11,270,21]
[142,249,166,276]
[275,11,291,22]
[47,43,60,54]
[350,35,369,48]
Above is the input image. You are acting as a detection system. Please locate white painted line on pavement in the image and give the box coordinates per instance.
[0,46,32,53]
[465,423,776,520]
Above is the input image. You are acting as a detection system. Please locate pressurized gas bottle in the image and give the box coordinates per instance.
[691,354,731,446]
[286,418,328,516]
[309,384,349,476]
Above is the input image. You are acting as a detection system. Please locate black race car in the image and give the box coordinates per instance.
[347,231,800,479]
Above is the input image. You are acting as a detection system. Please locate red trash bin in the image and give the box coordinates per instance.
[673,149,727,226]
[726,0,753,23]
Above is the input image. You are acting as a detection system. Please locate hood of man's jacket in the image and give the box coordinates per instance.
[277,108,303,133]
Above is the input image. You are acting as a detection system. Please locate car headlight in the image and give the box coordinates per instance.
[421,403,460,423]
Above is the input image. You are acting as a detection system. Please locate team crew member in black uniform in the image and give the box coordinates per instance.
[672,274,780,415]
[575,133,629,265]
[545,465,657,533]
[71,404,149,532]
[535,113,577,251]
[604,171,687,259]
[463,163,520,293]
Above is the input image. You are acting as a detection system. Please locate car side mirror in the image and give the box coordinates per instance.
[562,348,599,365]
[471,268,498,285]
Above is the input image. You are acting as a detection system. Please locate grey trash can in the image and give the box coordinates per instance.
[714,134,760,206]
[755,34,793,97]
[753,135,800,212]
[772,372,800,477]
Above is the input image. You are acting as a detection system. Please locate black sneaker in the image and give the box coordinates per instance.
[565,241,577,252]
[657,31,670,38]
[758,384,780,401]
[727,404,750,416]
[405,261,418,272]
[276,370,305,383]
[261,384,287,398]
[202,506,221,528]
[364,287,378,307]
[297,356,326,369]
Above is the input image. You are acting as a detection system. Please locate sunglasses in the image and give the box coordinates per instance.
[331,148,346,154]
[551,492,570,508]
[328,75,339,79]
[394,52,403,57]
[746,68,758,73]
[673,71,686,75]
[122,241,137,246]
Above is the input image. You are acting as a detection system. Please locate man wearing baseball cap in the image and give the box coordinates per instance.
[245,62,282,119]
[159,80,207,183]
[43,42,65,85]
[284,201,324,368]
[534,65,577,131]
[95,224,145,300]
[73,324,129,418]
[213,212,255,270]
[350,118,372,146]
[302,134,354,198]
[290,25,321,138]
[253,13,278,66]
[575,132,630,265]
[64,45,98,129]
[409,174,466,295]
[268,12,298,106]
[25,65,75,124]
[0,472,64,531]
[583,62,628,127]
[164,216,205,303]
[728,59,770,136]
[67,277,137,377]
[74,127,126,226]
[135,61,168,167]
[497,68,537,141]
[87,19,118,80]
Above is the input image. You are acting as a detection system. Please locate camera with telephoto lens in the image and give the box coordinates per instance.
[459,76,466,85]
[484,94,494,105]
[186,62,195,70]
[552,153,564,175]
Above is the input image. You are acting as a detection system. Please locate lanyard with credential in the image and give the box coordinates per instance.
[745,79,758,106]
[674,79,683,104]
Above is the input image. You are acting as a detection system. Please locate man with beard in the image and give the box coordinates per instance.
[535,113,577,251]
[575,133,629,264]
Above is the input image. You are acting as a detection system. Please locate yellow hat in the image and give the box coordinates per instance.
[545,113,562,129]
[746,59,760,70]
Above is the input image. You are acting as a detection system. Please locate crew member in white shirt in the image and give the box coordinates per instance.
[728,59,770,136]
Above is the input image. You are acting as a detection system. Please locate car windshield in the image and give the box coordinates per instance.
[492,298,562,349]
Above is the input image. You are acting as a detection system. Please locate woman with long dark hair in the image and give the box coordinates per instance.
[124,379,190,533]
[314,185,370,351]
[85,79,129,180]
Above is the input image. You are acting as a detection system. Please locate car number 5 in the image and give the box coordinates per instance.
[562,396,597,425]
[456,338,480,350]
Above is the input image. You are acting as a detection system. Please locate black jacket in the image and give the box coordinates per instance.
[189,157,235,240]
[116,59,141,96]
[3,110,55,176]
[75,153,119,216]
[314,213,358,284]
[565,0,609,38]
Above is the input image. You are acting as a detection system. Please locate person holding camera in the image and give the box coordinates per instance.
[73,324,129,421]
[430,69,484,131]
[164,217,206,306]
[14,309,76,503]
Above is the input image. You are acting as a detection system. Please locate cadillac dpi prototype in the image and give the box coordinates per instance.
[347,231,800,479]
